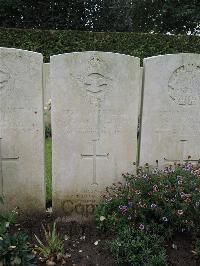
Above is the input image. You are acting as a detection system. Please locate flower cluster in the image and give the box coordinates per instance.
[96,163,200,237]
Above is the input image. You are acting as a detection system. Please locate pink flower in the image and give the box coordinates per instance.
[177,210,184,215]
[180,192,185,198]
[119,205,128,213]
[153,185,158,192]
[139,224,145,230]
[162,217,168,222]
[139,202,147,208]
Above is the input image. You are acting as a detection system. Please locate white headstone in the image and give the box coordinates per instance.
[140,53,200,167]
[0,48,45,214]
[51,52,141,219]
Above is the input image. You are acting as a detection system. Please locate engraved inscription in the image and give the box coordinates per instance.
[72,55,112,140]
[0,138,19,195]
[62,200,98,217]
[64,109,130,135]
[0,65,15,104]
[164,139,188,164]
[0,70,10,91]
[157,110,200,135]
[69,55,115,188]
[168,64,200,105]
[0,107,39,129]
[164,140,200,165]
[61,191,100,218]
[82,71,111,139]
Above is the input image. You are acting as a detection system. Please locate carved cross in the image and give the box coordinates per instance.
[81,140,109,185]
[164,139,200,165]
[0,138,19,195]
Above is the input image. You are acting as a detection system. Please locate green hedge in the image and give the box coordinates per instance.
[0,28,199,63]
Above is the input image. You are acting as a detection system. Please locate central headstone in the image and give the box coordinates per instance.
[51,52,141,219]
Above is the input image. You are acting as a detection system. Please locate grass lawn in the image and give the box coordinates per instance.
[45,138,52,203]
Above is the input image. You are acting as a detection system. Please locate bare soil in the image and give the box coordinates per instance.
[12,214,200,266]
[166,233,200,266]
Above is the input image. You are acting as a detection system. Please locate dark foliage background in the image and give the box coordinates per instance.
[0,28,199,62]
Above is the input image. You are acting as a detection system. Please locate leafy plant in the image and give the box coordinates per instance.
[109,226,167,266]
[194,239,200,257]
[0,231,36,266]
[45,138,52,203]
[0,196,3,204]
[0,208,18,236]
[34,222,64,263]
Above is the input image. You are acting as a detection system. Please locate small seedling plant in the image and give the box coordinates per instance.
[35,222,65,264]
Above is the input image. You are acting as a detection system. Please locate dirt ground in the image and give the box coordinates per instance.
[166,233,200,266]
[14,214,116,266]
[12,214,200,266]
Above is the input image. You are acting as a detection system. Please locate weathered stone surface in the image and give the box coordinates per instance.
[0,48,45,214]
[51,52,141,219]
[140,53,200,167]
